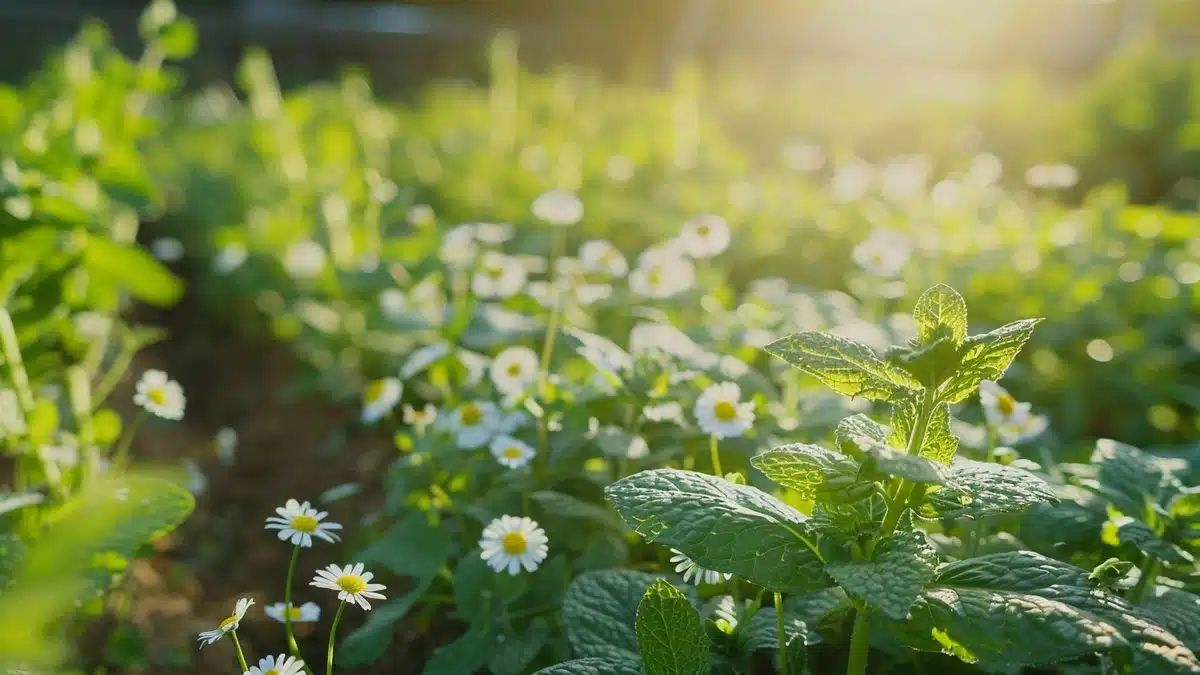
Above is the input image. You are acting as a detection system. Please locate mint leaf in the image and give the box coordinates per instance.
[921,403,958,465]
[1104,517,1193,565]
[745,607,814,654]
[937,319,1041,404]
[751,444,861,502]
[825,531,938,620]
[1092,439,1183,515]
[490,618,550,675]
[861,440,954,486]
[635,579,709,675]
[606,469,828,593]
[1141,586,1200,652]
[835,414,890,456]
[532,658,643,675]
[1169,490,1200,520]
[914,284,968,345]
[916,459,1057,520]
[564,569,667,661]
[764,331,921,401]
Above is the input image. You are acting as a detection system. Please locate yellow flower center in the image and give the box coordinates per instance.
[486,265,504,280]
[997,393,1016,416]
[265,670,280,675]
[218,615,238,631]
[286,606,306,620]
[460,404,482,427]
[290,514,319,533]
[502,446,524,460]
[148,387,167,406]
[336,574,366,594]
[502,531,528,555]
[364,380,387,403]
[648,266,663,286]
[714,401,738,422]
[506,363,522,377]
[696,224,710,237]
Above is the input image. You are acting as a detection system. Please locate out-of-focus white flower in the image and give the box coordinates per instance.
[472,222,515,245]
[439,225,479,268]
[931,179,960,208]
[440,400,502,449]
[215,426,238,467]
[361,378,402,424]
[606,155,635,182]
[967,152,1003,187]
[134,369,186,420]
[407,204,435,227]
[978,380,1049,445]
[578,240,628,277]
[629,247,695,299]
[150,237,184,262]
[479,515,549,574]
[402,403,437,432]
[184,459,207,496]
[284,240,326,279]
[264,499,343,547]
[489,347,538,396]
[629,323,711,366]
[670,549,731,586]
[830,158,873,202]
[881,156,930,201]
[574,283,613,306]
[264,602,321,624]
[678,214,731,259]
[626,435,649,460]
[695,382,755,439]
[214,243,248,274]
[378,288,407,320]
[643,401,684,424]
[473,251,527,299]
[489,435,535,469]
[852,229,912,278]
[399,342,451,380]
[531,189,583,226]
[1025,163,1079,190]
[783,140,825,172]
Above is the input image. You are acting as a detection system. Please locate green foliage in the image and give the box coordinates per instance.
[635,579,709,675]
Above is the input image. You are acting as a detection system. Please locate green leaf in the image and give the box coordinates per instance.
[835,414,890,456]
[606,469,828,593]
[532,658,643,675]
[356,511,454,581]
[764,331,921,401]
[82,237,184,308]
[422,627,496,675]
[916,459,1057,520]
[745,606,814,654]
[1092,439,1182,516]
[937,319,1041,404]
[533,491,621,529]
[490,618,550,675]
[861,440,954,486]
[913,284,968,345]
[1141,586,1200,652]
[1169,490,1200,520]
[0,533,25,587]
[635,579,709,675]
[921,404,958,465]
[750,444,861,502]
[825,531,938,620]
[564,569,664,661]
[158,17,197,59]
[338,580,431,667]
[1104,517,1193,565]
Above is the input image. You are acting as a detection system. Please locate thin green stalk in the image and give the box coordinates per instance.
[775,591,790,675]
[1128,555,1161,604]
[983,426,998,465]
[846,610,872,675]
[92,344,137,408]
[536,228,567,399]
[326,600,347,675]
[230,629,250,673]
[709,434,723,478]
[0,309,34,412]
[877,388,937,539]
[112,410,147,471]
[283,546,305,665]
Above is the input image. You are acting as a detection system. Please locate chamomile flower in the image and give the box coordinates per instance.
[441,400,501,449]
[264,499,343,547]
[532,189,583,226]
[197,598,254,647]
[134,369,186,420]
[851,229,911,278]
[244,654,306,675]
[264,601,321,624]
[399,342,451,379]
[490,346,538,395]
[311,563,387,610]
[473,222,515,245]
[979,380,1049,444]
[579,240,628,277]
[402,403,438,432]
[695,382,755,439]
[439,224,479,268]
[283,240,327,279]
[479,515,549,575]
[670,549,731,586]
[490,436,535,469]
[473,251,527,299]
[629,248,695,299]
[361,377,402,424]
[678,214,731,259]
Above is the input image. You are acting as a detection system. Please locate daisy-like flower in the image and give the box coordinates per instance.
[489,346,538,395]
[439,224,479,268]
[402,403,438,432]
[472,251,527,299]
[407,204,435,227]
[440,400,502,449]
[670,549,731,586]
[264,601,321,624]
[678,214,731,259]
[244,654,306,675]
[531,189,583,226]
[979,380,1049,445]
[851,229,911,278]
[378,288,407,320]
[472,222,515,245]
[579,240,629,277]
[695,382,755,439]
[479,515,549,575]
[489,436,535,469]
[134,369,186,420]
[283,240,326,279]
[629,248,695,299]
[399,342,451,380]
[311,563,387,610]
[197,598,254,647]
[361,377,402,424]
[264,499,343,547]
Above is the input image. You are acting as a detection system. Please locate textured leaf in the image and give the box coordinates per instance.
[422,627,496,675]
[835,414,890,456]
[764,331,920,401]
[745,607,814,654]
[532,658,643,675]
[1105,517,1193,565]
[357,510,453,581]
[564,570,664,661]
[338,580,431,667]
[1092,439,1182,515]
[938,319,1041,403]
[490,618,550,675]
[861,440,954,486]
[914,284,968,345]
[606,470,828,593]
[636,579,709,675]
[888,400,919,449]
[921,403,959,465]
[1141,586,1200,653]
[826,531,938,620]
[917,459,1057,520]
[751,444,860,501]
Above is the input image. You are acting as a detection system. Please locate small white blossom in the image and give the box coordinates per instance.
[402,403,438,432]
[264,602,321,624]
[134,369,186,420]
[399,342,451,379]
[439,401,502,449]
[311,563,387,611]
[407,204,435,227]
[361,377,402,424]
[979,380,1049,445]
[378,288,407,320]
[489,346,538,395]
[670,549,731,586]
[197,598,254,647]
[472,222,515,245]
[264,499,343,547]
[244,654,306,675]
[472,251,527,299]
[852,229,911,278]
[150,237,184,262]
[678,215,731,259]
[629,247,695,299]
[578,240,628,277]
[439,225,479,268]
[695,382,755,439]
[215,426,238,467]
[214,243,248,274]
[479,515,549,575]
[283,240,326,279]
[532,189,583,226]
[490,435,535,469]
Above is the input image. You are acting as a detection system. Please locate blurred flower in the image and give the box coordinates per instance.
[311,563,387,610]
[643,401,684,424]
[439,225,479,267]
[629,247,695,299]
[881,156,930,201]
[479,515,549,575]
[783,140,825,172]
[407,204,435,227]
[264,499,343,547]
[695,382,755,439]
[852,229,911,278]
[626,435,649,459]
[579,240,628,277]
[264,602,321,625]
[440,400,502,449]
[606,155,635,182]
[361,377,402,424]
[39,441,78,469]
[472,222,515,245]
[532,189,583,226]
[630,323,712,366]
[283,240,326,279]
[402,403,438,432]
[184,459,207,496]
[244,654,306,675]
[967,152,1003,187]
[490,346,538,396]
[473,251,527,299]
[150,237,184,262]
[134,369,186,420]
[378,288,407,320]
[678,214,731,259]
[197,598,253,647]
[978,380,1048,445]
[0,389,27,438]
[574,283,613,306]
[457,349,491,388]
[1025,163,1079,190]
[670,549,731,586]
[400,342,451,380]
[214,243,248,274]
[73,311,112,340]
[830,158,873,202]
[215,426,238,467]
[490,436,535,469]
[931,179,960,208]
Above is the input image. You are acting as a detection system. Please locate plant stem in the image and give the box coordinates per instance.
[709,434,723,478]
[112,410,147,471]
[1128,555,1161,604]
[0,308,34,413]
[283,545,306,667]
[230,629,250,673]
[878,388,937,540]
[537,228,567,399]
[983,426,997,464]
[845,610,873,675]
[326,600,347,675]
[775,591,790,675]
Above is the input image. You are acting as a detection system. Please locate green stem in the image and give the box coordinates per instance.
[775,591,790,675]
[230,629,250,673]
[326,600,347,675]
[92,344,137,408]
[0,309,34,413]
[877,388,938,540]
[1128,556,1161,604]
[845,610,872,675]
[284,546,305,664]
[537,228,567,399]
[709,434,723,478]
[112,410,147,471]
[983,426,998,464]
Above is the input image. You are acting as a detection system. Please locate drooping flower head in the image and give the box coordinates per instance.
[197,597,254,647]
[695,382,755,439]
[479,515,549,575]
[264,499,343,547]
[134,369,186,420]
[311,563,387,610]
[361,377,402,424]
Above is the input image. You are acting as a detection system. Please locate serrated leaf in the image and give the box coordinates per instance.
[917,459,1057,520]
[606,469,828,593]
[532,658,644,675]
[751,444,860,502]
[422,626,496,675]
[1105,517,1193,565]
[338,580,431,667]
[1141,586,1200,652]
[888,400,919,449]
[826,531,938,620]
[859,439,954,486]
[921,404,959,465]
[835,414,890,456]
[564,570,665,661]
[636,579,709,675]
[490,618,550,675]
[356,510,454,581]
[764,331,921,401]
[937,319,1041,404]
[914,284,968,345]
